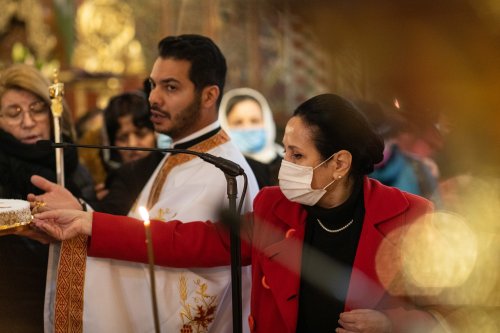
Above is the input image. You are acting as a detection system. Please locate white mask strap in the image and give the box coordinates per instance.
[314,152,338,191]
[322,177,337,191]
[313,152,337,170]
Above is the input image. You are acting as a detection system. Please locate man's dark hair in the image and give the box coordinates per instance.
[157,34,227,106]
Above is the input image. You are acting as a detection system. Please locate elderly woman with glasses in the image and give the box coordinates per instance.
[0,64,95,332]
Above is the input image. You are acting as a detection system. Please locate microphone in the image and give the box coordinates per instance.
[36,140,245,177]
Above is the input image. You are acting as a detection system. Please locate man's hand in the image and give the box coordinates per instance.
[32,209,93,240]
[28,175,82,210]
[337,309,392,333]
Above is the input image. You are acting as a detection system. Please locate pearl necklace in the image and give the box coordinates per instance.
[316,218,354,233]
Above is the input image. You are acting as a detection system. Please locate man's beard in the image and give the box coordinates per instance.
[164,93,202,139]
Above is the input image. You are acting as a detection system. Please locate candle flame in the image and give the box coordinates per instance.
[393,98,400,109]
[138,206,150,226]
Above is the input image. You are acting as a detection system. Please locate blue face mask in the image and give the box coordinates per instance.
[230,128,266,154]
[156,133,173,150]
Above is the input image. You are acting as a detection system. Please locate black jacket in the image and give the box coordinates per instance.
[0,129,95,332]
[91,151,164,215]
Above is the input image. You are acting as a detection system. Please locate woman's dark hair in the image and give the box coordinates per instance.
[104,92,153,145]
[225,95,261,117]
[157,34,227,106]
[293,93,384,176]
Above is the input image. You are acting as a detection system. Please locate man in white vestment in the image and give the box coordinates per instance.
[32,35,259,333]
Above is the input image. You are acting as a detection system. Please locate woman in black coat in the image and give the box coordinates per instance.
[0,64,94,332]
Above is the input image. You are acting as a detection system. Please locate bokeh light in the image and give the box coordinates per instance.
[401,211,477,290]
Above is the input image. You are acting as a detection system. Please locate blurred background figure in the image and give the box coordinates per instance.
[0,64,94,332]
[219,87,282,188]
[75,107,103,140]
[75,107,105,186]
[78,91,159,200]
[394,99,446,181]
[102,92,156,169]
[355,100,441,205]
[99,91,159,201]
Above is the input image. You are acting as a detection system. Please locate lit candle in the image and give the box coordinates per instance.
[138,206,161,333]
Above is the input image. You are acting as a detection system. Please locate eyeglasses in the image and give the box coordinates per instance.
[0,100,50,125]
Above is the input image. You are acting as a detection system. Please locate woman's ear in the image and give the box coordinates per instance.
[332,150,352,178]
[201,85,220,109]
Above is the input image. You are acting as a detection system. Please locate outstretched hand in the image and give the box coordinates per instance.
[337,309,392,333]
[32,209,93,241]
[28,175,83,211]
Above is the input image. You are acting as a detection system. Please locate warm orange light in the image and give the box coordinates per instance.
[393,98,400,109]
[138,206,150,226]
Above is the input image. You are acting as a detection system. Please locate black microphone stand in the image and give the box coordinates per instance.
[37,140,244,333]
[225,174,242,333]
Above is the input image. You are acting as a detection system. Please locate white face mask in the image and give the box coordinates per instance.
[278,153,337,206]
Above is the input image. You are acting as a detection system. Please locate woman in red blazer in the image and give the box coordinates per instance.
[34,94,441,333]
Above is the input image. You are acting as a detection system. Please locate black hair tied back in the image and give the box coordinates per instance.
[293,93,384,176]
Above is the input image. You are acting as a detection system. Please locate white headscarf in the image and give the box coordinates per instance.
[219,87,282,163]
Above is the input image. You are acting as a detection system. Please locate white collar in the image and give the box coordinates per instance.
[172,121,220,146]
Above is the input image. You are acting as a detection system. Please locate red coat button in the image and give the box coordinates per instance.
[261,275,270,289]
[285,228,296,239]
[248,314,255,331]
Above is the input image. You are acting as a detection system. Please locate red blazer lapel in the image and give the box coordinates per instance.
[346,178,409,310]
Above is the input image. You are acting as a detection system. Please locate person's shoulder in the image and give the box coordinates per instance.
[257,185,282,196]
[254,186,305,225]
[366,178,433,233]
[211,141,247,160]
[402,189,433,210]
[366,177,433,212]
[210,141,260,187]
[245,156,267,169]
[244,156,272,188]
[254,186,286,206]
[205,141,252,170]
[116,151,164,176]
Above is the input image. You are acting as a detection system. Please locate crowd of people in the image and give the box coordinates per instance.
[0,33,496,333]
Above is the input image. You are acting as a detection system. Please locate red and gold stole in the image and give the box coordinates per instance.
[146,129,229,209]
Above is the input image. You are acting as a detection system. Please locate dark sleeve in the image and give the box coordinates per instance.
[91,152,163,215]
[246,157,272,189]
[0,151,57,198]
[246,155,282,189]
[69,164,97,202]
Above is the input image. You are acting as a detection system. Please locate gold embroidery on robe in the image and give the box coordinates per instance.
[147,130,230,209]
[179,275,218,333]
